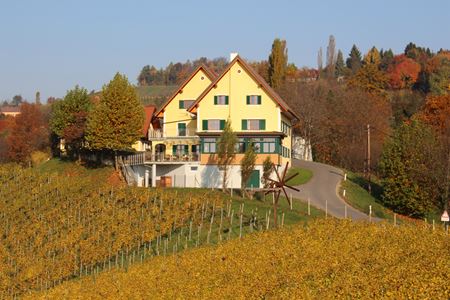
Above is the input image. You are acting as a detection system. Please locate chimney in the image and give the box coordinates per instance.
[230,52,238,62]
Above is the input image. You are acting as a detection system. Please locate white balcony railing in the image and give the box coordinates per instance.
[145,152,199,162]
[148,129,198,139]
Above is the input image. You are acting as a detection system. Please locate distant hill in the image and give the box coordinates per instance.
[135,85,177,108]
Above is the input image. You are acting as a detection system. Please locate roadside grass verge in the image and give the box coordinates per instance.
[285,167,313,186]
[341,172,443,224]
[340,171,395,221]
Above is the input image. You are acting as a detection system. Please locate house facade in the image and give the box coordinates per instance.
[126,54,299,189]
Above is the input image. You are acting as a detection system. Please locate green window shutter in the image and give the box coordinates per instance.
[225,95,229,105]
[179,100,184,109]
[202,120,208,130]
[242,119,247,130]
[259,120,266,130]
[246,95,250,104]
[184,145,188,154]
[214,96,217,105]
[219,120,225,130]
[172,145,177,155]
[200,139,204,153]
[257,95,262,104]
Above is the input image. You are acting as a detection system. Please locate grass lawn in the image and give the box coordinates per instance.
[340,172,406,222]
[285,167,313,186]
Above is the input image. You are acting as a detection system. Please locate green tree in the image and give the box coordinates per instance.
[334,50,346,77]
[429,57,450,95]
[380,49,394,71]
[217,119,238,192]
[346,44,362,74]
[86,73,144,165]
[261,156,273,188]
[240,141,256,197]
[379,120,443,217]
[35,91,41,105]
[268,38,288,90]
[50,86,92,158]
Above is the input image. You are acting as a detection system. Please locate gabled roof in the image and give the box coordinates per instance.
[187,55,300,121]
[0,106,20,113]
[155,65,216,117]
[142,105,156,136]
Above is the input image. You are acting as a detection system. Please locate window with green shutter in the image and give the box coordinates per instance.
[214,95,228,105]
[242,119,247,130]
[202,120,208,130]
[179,100,185,109]
[243,119,266,130]
[259,120,266,130]
[178,123,186,136]
[219,120,225,130]
[247,95,261,105]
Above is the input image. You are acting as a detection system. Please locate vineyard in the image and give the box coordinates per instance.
[0,163,320,298]
[28,219,450,299]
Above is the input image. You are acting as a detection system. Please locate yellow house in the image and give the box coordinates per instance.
[126,54,298,189]
[187,54,298,188]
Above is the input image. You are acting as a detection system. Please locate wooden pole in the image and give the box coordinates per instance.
[308,198,310,216]
[289,194,293,210]
[367,124,372,194]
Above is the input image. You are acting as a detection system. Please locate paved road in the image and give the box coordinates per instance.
[290,159,372,221]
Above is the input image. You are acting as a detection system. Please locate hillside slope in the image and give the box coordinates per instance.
[30,220,449,299]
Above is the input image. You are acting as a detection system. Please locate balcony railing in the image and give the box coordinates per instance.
[145,152,199,163]
[148,129,198,139]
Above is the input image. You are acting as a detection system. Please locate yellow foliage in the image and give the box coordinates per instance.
[29,220,450,299]
[0,164,226,297]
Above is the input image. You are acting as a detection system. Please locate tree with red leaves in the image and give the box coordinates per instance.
[387,55,421,89]
[6,103,49,164]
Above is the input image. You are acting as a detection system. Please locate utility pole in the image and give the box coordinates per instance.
[366,124,372,194]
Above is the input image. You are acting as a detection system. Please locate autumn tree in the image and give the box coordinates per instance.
[50,85,92,159]
[86,73,144,166]
[379,120,444,217]
[363,46,381,66]
[6,103,49,164]
[326,35,336,78]
[317,47,323,73]
[250,60,269,82]
[417,94,450,207]
[279,80,391,171]
[240,141,256,197]
[387,55,421,89]
[217,119,238,192]
[346,44,362,74]
[268,38,288,89]
[348,48,387,95]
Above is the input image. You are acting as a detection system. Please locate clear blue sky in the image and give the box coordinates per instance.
[0,0,449,102]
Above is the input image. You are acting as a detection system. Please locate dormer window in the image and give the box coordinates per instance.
[179,100,195,109]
